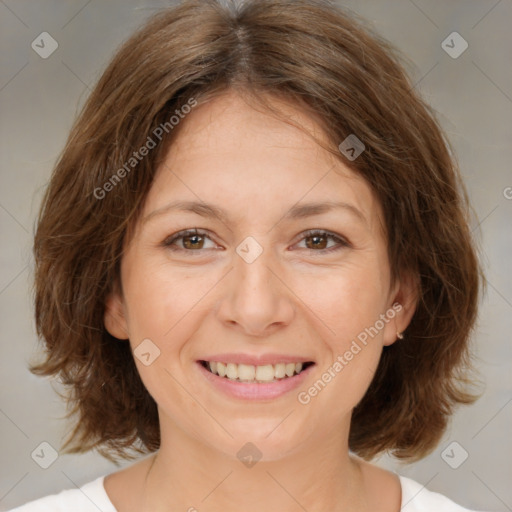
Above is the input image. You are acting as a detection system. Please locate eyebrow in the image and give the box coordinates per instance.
[142,199,367,225]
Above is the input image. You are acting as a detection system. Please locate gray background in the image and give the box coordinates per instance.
[1,0,511,510]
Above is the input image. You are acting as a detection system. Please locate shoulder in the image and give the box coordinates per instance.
[6,475,116,512]
[399,475,489,512]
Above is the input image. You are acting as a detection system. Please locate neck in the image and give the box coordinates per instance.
[140,416,368,512]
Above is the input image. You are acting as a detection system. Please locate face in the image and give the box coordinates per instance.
[105,90,416,461]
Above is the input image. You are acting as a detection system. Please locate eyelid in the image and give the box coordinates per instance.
[162,228,217,252]
[162,228,351,254]
[295,229,351,251]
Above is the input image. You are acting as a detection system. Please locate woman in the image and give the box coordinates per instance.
[11,0,488,510]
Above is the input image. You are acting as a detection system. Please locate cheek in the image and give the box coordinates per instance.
[121,265,208,412]
[295,257,389,347]
[292,259,388,408]
[121,259,225,392]
[122,259,213,339]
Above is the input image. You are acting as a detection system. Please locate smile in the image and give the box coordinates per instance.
[200,360,314,383]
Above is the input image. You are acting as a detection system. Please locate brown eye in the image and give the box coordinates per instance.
[296,230,350,254]
[164,229,215,252]
[305,232,329,250]
[163,228,349,255]
[182,233,205,249]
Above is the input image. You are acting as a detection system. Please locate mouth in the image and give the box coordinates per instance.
[199,360,315,383]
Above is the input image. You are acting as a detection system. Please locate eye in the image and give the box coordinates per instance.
[294,229,350,254]
[163,228,217,253]
[163,228,350,255]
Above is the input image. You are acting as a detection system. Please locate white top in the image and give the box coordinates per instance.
[7,474,489,511]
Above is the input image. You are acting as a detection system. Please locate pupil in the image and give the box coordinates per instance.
[308,234,326,250]
[185,235,202,249]
[183,234,328,250]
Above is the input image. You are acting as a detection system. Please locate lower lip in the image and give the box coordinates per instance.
[196,361,315,401]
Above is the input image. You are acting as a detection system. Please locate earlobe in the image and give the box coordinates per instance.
[383,270,419,346]
[104,289,129,340]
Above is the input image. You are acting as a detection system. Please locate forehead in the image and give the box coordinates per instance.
[168,91,334,165]
[142,90,384,234]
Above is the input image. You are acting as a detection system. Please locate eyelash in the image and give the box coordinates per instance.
[162,228,350,255]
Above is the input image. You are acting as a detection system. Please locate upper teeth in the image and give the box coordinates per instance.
[207,361,304,382]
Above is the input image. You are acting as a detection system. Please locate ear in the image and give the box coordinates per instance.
[382,269,419,346]
[104,283,129,340]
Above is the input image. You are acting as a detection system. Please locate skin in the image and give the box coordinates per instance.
[103,90,418,512]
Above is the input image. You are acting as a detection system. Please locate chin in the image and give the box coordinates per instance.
[206,417,309,463]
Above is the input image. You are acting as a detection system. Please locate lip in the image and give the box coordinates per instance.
[196,360,316,401]
[198,353,314,366]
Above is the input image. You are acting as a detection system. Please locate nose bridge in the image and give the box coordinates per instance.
[217,234,294,336]
[233,234,279,300]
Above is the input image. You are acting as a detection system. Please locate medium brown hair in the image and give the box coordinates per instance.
[31,0,483,462]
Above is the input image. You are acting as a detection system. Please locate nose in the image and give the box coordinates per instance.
[215,244,295,337]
